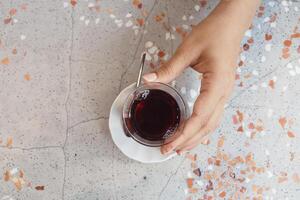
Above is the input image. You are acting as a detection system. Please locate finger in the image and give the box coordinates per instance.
[178,135,210,154]
[178,96,226,152]
[192,71,226,127]
[142,51,188,83]
[177,67,235,152]
[161,71,227,154]
[143,42,202,84]
[160,114,200,154]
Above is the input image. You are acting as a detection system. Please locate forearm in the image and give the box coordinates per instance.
[198,0,260,43]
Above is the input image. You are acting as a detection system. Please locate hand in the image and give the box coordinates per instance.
[143,0,260,154]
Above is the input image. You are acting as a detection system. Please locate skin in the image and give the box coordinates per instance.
[143,0,261,154]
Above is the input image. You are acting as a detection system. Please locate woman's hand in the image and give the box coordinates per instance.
[143,0,260,154]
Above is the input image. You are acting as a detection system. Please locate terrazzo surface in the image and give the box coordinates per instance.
[0,0,300,199]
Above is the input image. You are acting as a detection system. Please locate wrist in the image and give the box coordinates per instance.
[202,0,260,41]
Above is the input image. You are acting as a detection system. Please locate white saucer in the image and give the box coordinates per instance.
[109,83,176,163]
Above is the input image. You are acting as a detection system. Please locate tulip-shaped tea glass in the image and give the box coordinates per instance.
[123,82,187,147]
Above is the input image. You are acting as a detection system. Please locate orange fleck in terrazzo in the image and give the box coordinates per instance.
[19,170,24,178]
[287,131,295,138]
[257,6,264,17]
[283,40,292,47]
[244,73,252,79]
[247,37,254,44]
[255,124,264,132]
[278,176,288,183]
[4,171,10,181]
[199,0,207,8]
[291,33,300,38]
[20,4,27,11]
[186,178,194,189]
[9,8,17,16]
[132,0,142,9]
[232,115,238,125]
[1,57,10,65]
[292,173,300,184]
[265,33,272,41]
[1,0,300,199]
[238,60,244,67]
[237,110,244,122]
[4,17,12,24]
[217,136,225,148]
[218,191,226,197]
[188,188,198,193]
[3,168,28,191]
[282,47,289,54]
[278,117,287,129]
[268,79,275,89]
[158,50,165,58]
[237,126,244,132]
[280,22,300,59]
[6,137,13,148]
[24,73,31,81]
[154,13,165,22]
[70,0,77,7]
[282,53,290,59]
[176,27,188,39]
[12,48,17,54]
[248,122,255,129]
[186,153,197,161]
[136,18,144,26]
[14,178,25,191]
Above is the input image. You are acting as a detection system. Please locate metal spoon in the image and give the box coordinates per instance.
[123,52,146,137]
[136,52,146,88]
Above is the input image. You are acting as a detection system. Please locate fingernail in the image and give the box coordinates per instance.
[142,73,157,82]
[160,148,165,155]
[161,145,171,155]
[162,148,168,155]
[166,146,174,154]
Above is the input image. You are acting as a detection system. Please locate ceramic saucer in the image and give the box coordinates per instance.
[109,83,176,163]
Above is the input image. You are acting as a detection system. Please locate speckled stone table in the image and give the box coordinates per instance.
[0,0,300,200]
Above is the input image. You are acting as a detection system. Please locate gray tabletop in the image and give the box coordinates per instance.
[0,0,300,199]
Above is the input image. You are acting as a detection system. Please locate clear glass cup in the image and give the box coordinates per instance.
[123,82,187,147]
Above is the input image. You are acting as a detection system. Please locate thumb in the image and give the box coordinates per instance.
[143,49,190,84]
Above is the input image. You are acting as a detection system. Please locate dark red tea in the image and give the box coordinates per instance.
[127,89,180,141]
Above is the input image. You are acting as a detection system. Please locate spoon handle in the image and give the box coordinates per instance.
[136,52,146,88]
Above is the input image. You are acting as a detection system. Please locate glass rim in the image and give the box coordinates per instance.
[122,82,187,147]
